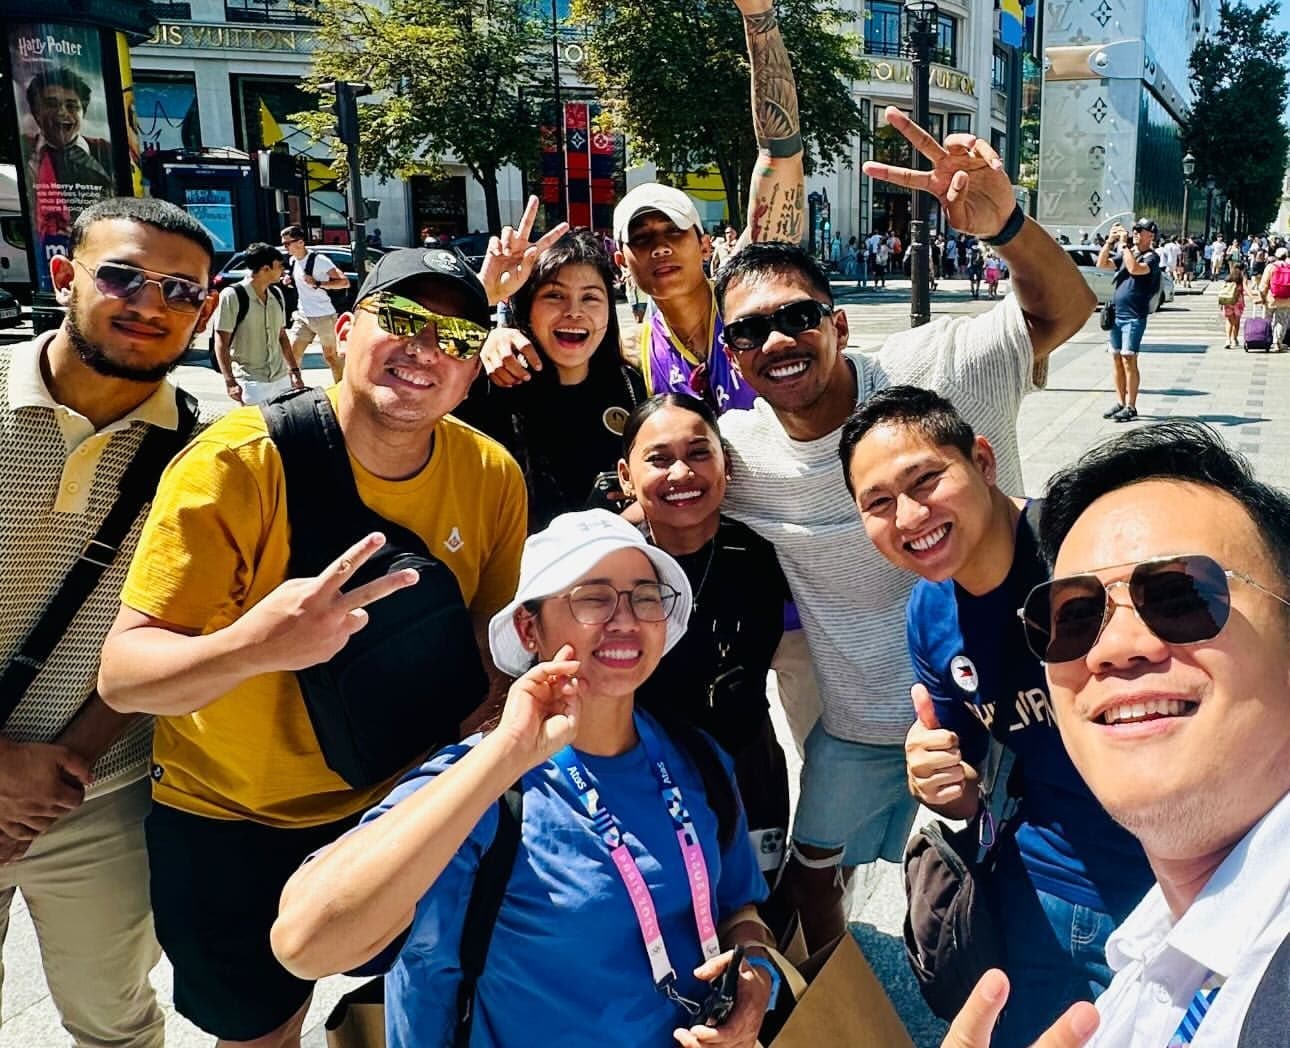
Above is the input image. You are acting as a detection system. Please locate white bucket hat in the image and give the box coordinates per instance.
[487,510,693,677]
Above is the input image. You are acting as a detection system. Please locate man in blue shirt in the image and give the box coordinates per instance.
[839,386,1154,1048]
[1095,218,1162,423]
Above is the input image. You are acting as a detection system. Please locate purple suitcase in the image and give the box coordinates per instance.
[1244,312,1273,352]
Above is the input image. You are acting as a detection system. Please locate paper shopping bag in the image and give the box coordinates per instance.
[325,978,386,1048]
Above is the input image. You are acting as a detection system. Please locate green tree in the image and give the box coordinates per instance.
[295,0,545,233]
[569,0,867,227]
[1183,0,1289,234]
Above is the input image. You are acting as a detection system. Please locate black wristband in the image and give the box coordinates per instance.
[983,204,1026,248]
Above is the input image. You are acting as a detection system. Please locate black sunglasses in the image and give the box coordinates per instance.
[723,299,832,352]
[1017,553,1290,664]
[75,260,208,313]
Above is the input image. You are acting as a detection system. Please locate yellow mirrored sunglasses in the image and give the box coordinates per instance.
[356,293,488,360]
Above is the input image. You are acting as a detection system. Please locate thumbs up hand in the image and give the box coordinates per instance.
[905,683,972,810]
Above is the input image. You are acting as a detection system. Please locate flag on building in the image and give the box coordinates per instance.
[537,100,625,232]
[998,0,1024,47]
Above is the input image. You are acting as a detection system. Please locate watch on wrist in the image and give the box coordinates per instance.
[982,204,1025,248]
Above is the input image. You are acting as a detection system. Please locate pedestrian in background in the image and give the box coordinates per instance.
[212,241,303,405]
[1218,261,1246,349]
[1097,218,1162,423]
[1258,245,1290,350]
[280,224,348,383]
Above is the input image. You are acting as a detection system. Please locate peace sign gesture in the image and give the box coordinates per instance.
[477,195,570,305]
[236,532,419,675]
[863,107,1017,239]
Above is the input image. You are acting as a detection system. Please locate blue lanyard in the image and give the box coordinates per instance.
[552,715,720,1010]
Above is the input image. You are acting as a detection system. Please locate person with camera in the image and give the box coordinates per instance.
[618,394,794,897]
[1096,218,1161,423]
[458,224,645,532]
[97,249,528,1048]
[271,510,779,1048]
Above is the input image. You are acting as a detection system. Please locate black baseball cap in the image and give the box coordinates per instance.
[354,248,491,328]
[1132,218,1159,235]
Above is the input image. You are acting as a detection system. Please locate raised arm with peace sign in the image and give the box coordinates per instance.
[476,195,570,305]
[862,107,1017,240]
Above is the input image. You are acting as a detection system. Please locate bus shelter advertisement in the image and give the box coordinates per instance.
[9,23,119,293]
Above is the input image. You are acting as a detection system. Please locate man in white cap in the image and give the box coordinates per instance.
[1258,245,1290,351]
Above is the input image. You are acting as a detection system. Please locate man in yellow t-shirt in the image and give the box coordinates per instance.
[98,249,526,1047]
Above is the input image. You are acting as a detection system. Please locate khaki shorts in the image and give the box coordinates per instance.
[288,311,338,350]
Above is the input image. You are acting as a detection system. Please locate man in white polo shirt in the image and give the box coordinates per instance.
[945,422,1289,1047]
[280,224,349,382]
[713,110,1094,951]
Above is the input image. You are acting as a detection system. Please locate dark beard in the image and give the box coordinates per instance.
[66,291,187,383]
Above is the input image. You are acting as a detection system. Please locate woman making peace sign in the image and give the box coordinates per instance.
[272,511,779,1048]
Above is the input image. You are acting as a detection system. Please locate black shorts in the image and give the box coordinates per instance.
[145,802,358,1040]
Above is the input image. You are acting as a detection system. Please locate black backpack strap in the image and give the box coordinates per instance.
[0,388,200,729]
[454,783,524,1048]
[1239,930,1290,1046]
[260,388,369,577]
[988,498,1044,748]
[230,283,250,339]
[305,250,320,279]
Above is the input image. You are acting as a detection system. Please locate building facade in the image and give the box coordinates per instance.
[1035,0,1219,239]
[130,0,526,246]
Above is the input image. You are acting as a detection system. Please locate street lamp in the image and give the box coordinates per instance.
[1181,151,1195,242]
[1203,174,1216,244]
[904,0,938,329]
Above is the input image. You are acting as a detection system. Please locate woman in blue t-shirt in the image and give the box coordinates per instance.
[271,511,777,1048]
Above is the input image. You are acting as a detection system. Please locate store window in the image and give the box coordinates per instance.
[936,14,957,66]
[992,47,1010,92]
[864,1,904,57]
[231,76,314,152]
[948,113,972,135]
[225,0,318,24]
[134,73,202,156]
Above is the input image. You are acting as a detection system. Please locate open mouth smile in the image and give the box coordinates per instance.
[760,358,810,382]
[661,488,705,505]
[1097,698,1199,726]
[387,365,434,388]
[593,646,643,668]
[904,523,951,555]
[553,327,590,346]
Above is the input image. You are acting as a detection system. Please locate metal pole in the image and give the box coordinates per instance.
[908,11,934,328]
[551,0,566,224]
[332,81,368,280]
[1203,184,1214,244]
[1181,181,1190,242]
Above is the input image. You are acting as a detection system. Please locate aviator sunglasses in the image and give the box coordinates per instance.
[1017,553,1290,664]
[75,260,209,313]
[356,293,488,360]
[723,298,833,352]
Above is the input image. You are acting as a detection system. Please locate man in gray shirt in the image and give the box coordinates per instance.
[213,242,303,405]
[714,108,1095,951]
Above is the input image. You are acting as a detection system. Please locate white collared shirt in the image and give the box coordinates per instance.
[1087,791,1290,1047]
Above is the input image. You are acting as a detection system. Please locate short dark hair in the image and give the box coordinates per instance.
[244,242,282,273]
[621,392,722,458]
[837,386,976,498]
[1040,421,1290,591]
[26,68,91,111]
[713,242,833,315]
[69,197,214,267]
[280,224,306,241]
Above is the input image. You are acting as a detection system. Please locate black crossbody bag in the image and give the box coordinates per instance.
[0,390,199,730]
[260,388,487,789]
[901,500,1041,1021]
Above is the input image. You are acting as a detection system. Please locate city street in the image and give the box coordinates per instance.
[2,277,1286,1047]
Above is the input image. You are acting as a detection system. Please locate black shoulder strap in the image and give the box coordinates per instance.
[268,284,285,313]
[989,498,1045,747]
[454,784,524,1048]
[305,250,320,279]
[0,388,200,729]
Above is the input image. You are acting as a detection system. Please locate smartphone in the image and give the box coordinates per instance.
[585,470,626,512]
[695,944,745,1027]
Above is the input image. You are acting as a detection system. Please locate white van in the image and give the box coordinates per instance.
[0,167,31,299]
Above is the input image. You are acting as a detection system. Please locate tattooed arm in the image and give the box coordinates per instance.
[737,0,805,247]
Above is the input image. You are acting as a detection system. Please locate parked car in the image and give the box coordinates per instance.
[449,233,491,271]
[0,287,22,328]
[1063,244,1174,311]
[210,243,389,316]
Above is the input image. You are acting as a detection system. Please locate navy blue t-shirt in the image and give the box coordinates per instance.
[1111,248,1162,320]
[905,502,1153,916]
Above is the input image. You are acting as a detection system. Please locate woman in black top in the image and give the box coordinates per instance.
[457,231,645,531]
[618,394,792,886]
